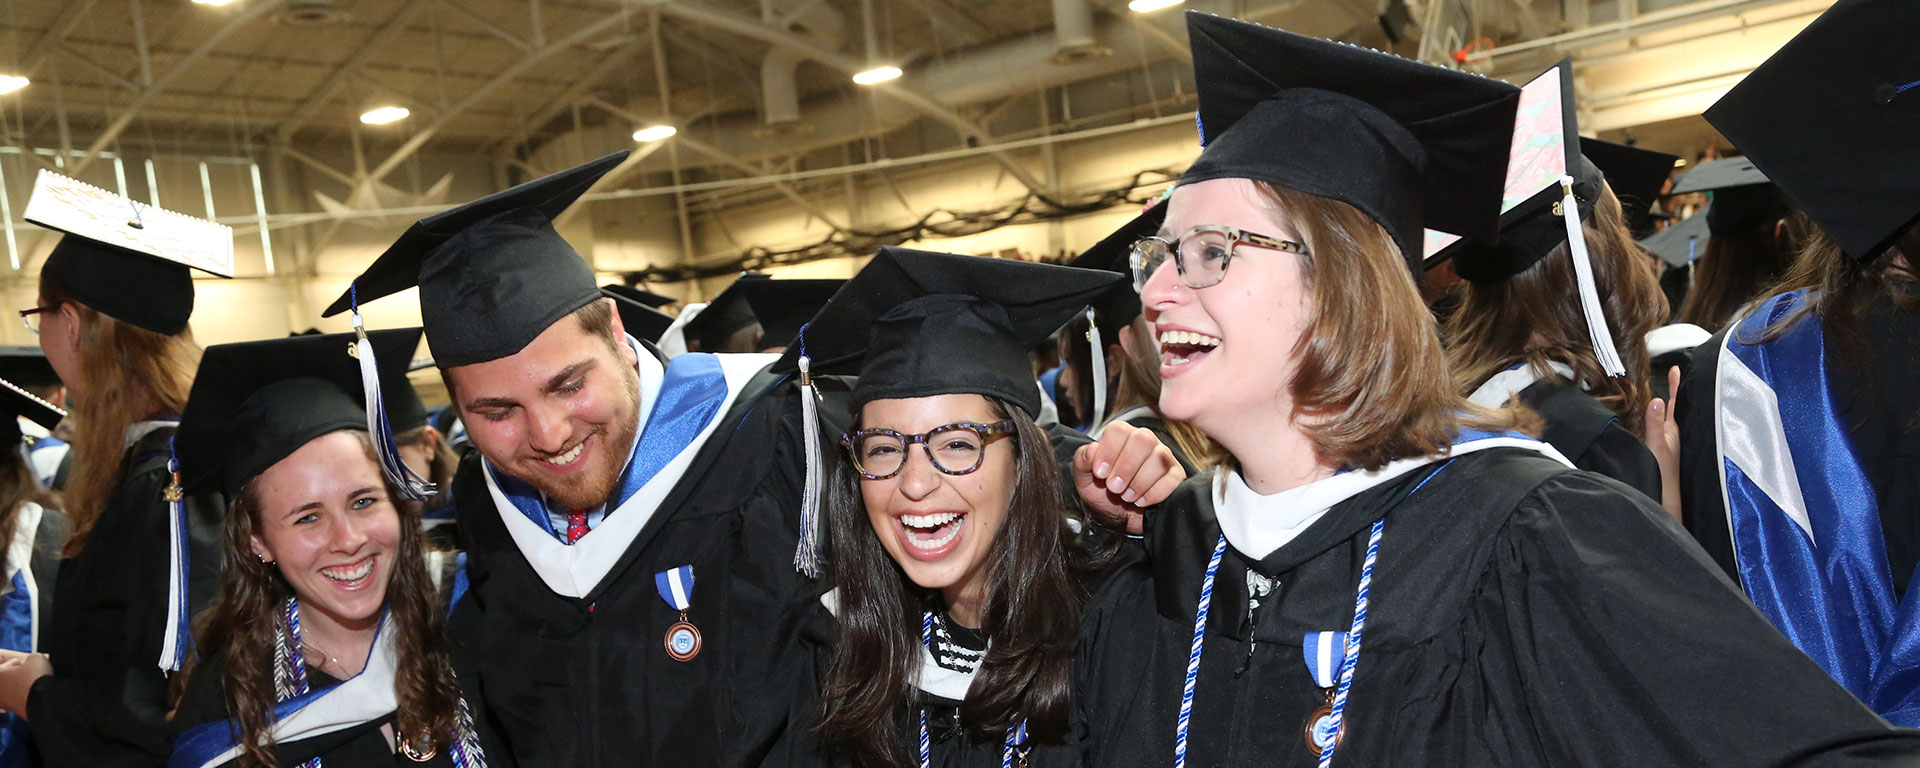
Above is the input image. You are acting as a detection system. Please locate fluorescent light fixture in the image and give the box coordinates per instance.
[633,125,677,142]
[0,76,27,95]
[1128,0,1184,12]
[852,66,902,86]
[191,0,237,5]
[359,106,410,125]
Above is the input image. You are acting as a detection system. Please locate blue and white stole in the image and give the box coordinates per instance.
[1716,289,1920,725]
[0,503,46,768]
[481,346,776,598]
[171,614,403,768]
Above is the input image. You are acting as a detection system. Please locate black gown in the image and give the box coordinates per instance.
[1678,298,1920,591]
[171,643,458,768]
[446,357,834,768]
[1075,449,1920,767]
[27,426,225,767]
[1514,380,1662,503]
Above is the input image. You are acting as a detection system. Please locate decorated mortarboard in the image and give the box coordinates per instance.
[1426,61,1627,376]
[602,283,677,309]
[0,377,65,444]
[320,151,627,368]
[1668,157,1792,237]
[771,247,1121,577]
[1580,138,1679,238]
[1639,208,1713,269]
[683,272,769,351]
[1065,203,1168,427]
[602,287,677,344]
[0,346,62,390]
[1705,0,1920,259]
[1181,11,1522,269]
[24,169,234,335]
[735,278,844,352]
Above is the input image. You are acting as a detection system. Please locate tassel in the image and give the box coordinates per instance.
[1558,176,1626,378]
[1086,307,1107,433]
[157,437,189,672]
[349,284,437,501]
[794,323,825,578]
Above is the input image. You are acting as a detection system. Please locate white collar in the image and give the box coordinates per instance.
[1465,361,1578,408]
[124,418,177,449]
[820,588,976,701]
[1214,436,1574,561]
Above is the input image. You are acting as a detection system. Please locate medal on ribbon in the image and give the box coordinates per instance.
[655,566,701,662]
[1301,630,1347,757]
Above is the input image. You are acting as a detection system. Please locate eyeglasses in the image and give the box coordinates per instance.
[18,303,60,337]
[1129,225,1310,292]
[843,421,1016,480]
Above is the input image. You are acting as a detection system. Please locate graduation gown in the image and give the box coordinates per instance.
[447,351,831,768]
[1074,449,1920,767]
[170,644,457,768]
[27,426,225,767]
[0,503,69,768]
[1470,365,1661,503]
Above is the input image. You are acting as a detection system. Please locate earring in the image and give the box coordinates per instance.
[256,552,273,565]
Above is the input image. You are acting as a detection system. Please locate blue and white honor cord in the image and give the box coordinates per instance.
[1172,519,1386,768]
[917,610,1031,768]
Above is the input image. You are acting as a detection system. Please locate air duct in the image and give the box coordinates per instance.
[1049,0,1113,64]
[757,0,845,138]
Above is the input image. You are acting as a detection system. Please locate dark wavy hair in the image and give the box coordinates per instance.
[1676,212,1815,333]
[814,396,1100,767]
[186,430,462,768]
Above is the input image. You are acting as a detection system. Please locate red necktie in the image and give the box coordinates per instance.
[566,508,589,544]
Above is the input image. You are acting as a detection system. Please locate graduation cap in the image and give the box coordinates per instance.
[735,278,843,353]
[1065,204,1168,426]
[23,169,234,335]
[1704,0,1920,259]
[1428,62,1627,376]
[602,283,677,309]
[0,377,65,445]
[1639,208,1713,269]
[1668,157,1792,237]
[1180,12,1522,269]
[176,329,422,497]
[1580,138,1679,238]
[603,287,676,344]
[0,346,61,390]
[320,151,627,368]
[682,272,769,352]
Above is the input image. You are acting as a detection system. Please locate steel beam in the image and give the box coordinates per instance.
[276,0,436,141]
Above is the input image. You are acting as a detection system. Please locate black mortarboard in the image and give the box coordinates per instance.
[24,169,235,335]
[1639,208,1713,269]
[1068,204,1168,342]
[1180,12,1522,268]
[603,283,677,309]
[176,329,420,497]
[1705,0,1920,259]
[735,278,843,353]
[1668,157,1792,237]
[0,347,61,390]
[775,247,1121,418]
[1580,138,1679,238]
[0,378,64,444]
[320,152,627,367]
[1437,62,1590,283]
[683,272,769,352]
[603,288,676,344]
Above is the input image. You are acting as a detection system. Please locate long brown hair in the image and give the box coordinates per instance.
[814,398,1102,767]
[1444,185,1668,437]
[1248,183,1533,470]
[39,279,200,557]
[1059,313,1219,470]
[0,435,58,554]
[188,431,462,768]
[1676,213,1815,332]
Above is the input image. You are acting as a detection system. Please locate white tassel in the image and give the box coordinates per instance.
[157,446,187,672]
[1086,307,1107,433]
[794,351,824,578]
[1558,175,1626,378]
[350,301,437,501]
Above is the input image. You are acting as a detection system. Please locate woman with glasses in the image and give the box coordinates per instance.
[1072,13,1920,767]
[794,247,1183,767]
[0,173,228,765]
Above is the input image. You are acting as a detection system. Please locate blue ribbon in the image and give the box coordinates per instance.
[1723,290,1920,725]
[1301,631,1347,690]
[654,566,694,612]
[488,353,730,541]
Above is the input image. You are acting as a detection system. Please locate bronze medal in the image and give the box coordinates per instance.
[1303,689,1344,757]
[399,733,437,762]
[664,612,702,662]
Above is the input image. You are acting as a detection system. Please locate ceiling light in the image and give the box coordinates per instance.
[0,76,27,96]
[852,66,902,86]
[1128,0,1184,12]
[359,106,410,125]
[633,125,677,142]
[1673,158,1689,168]
[191,0,237,5]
